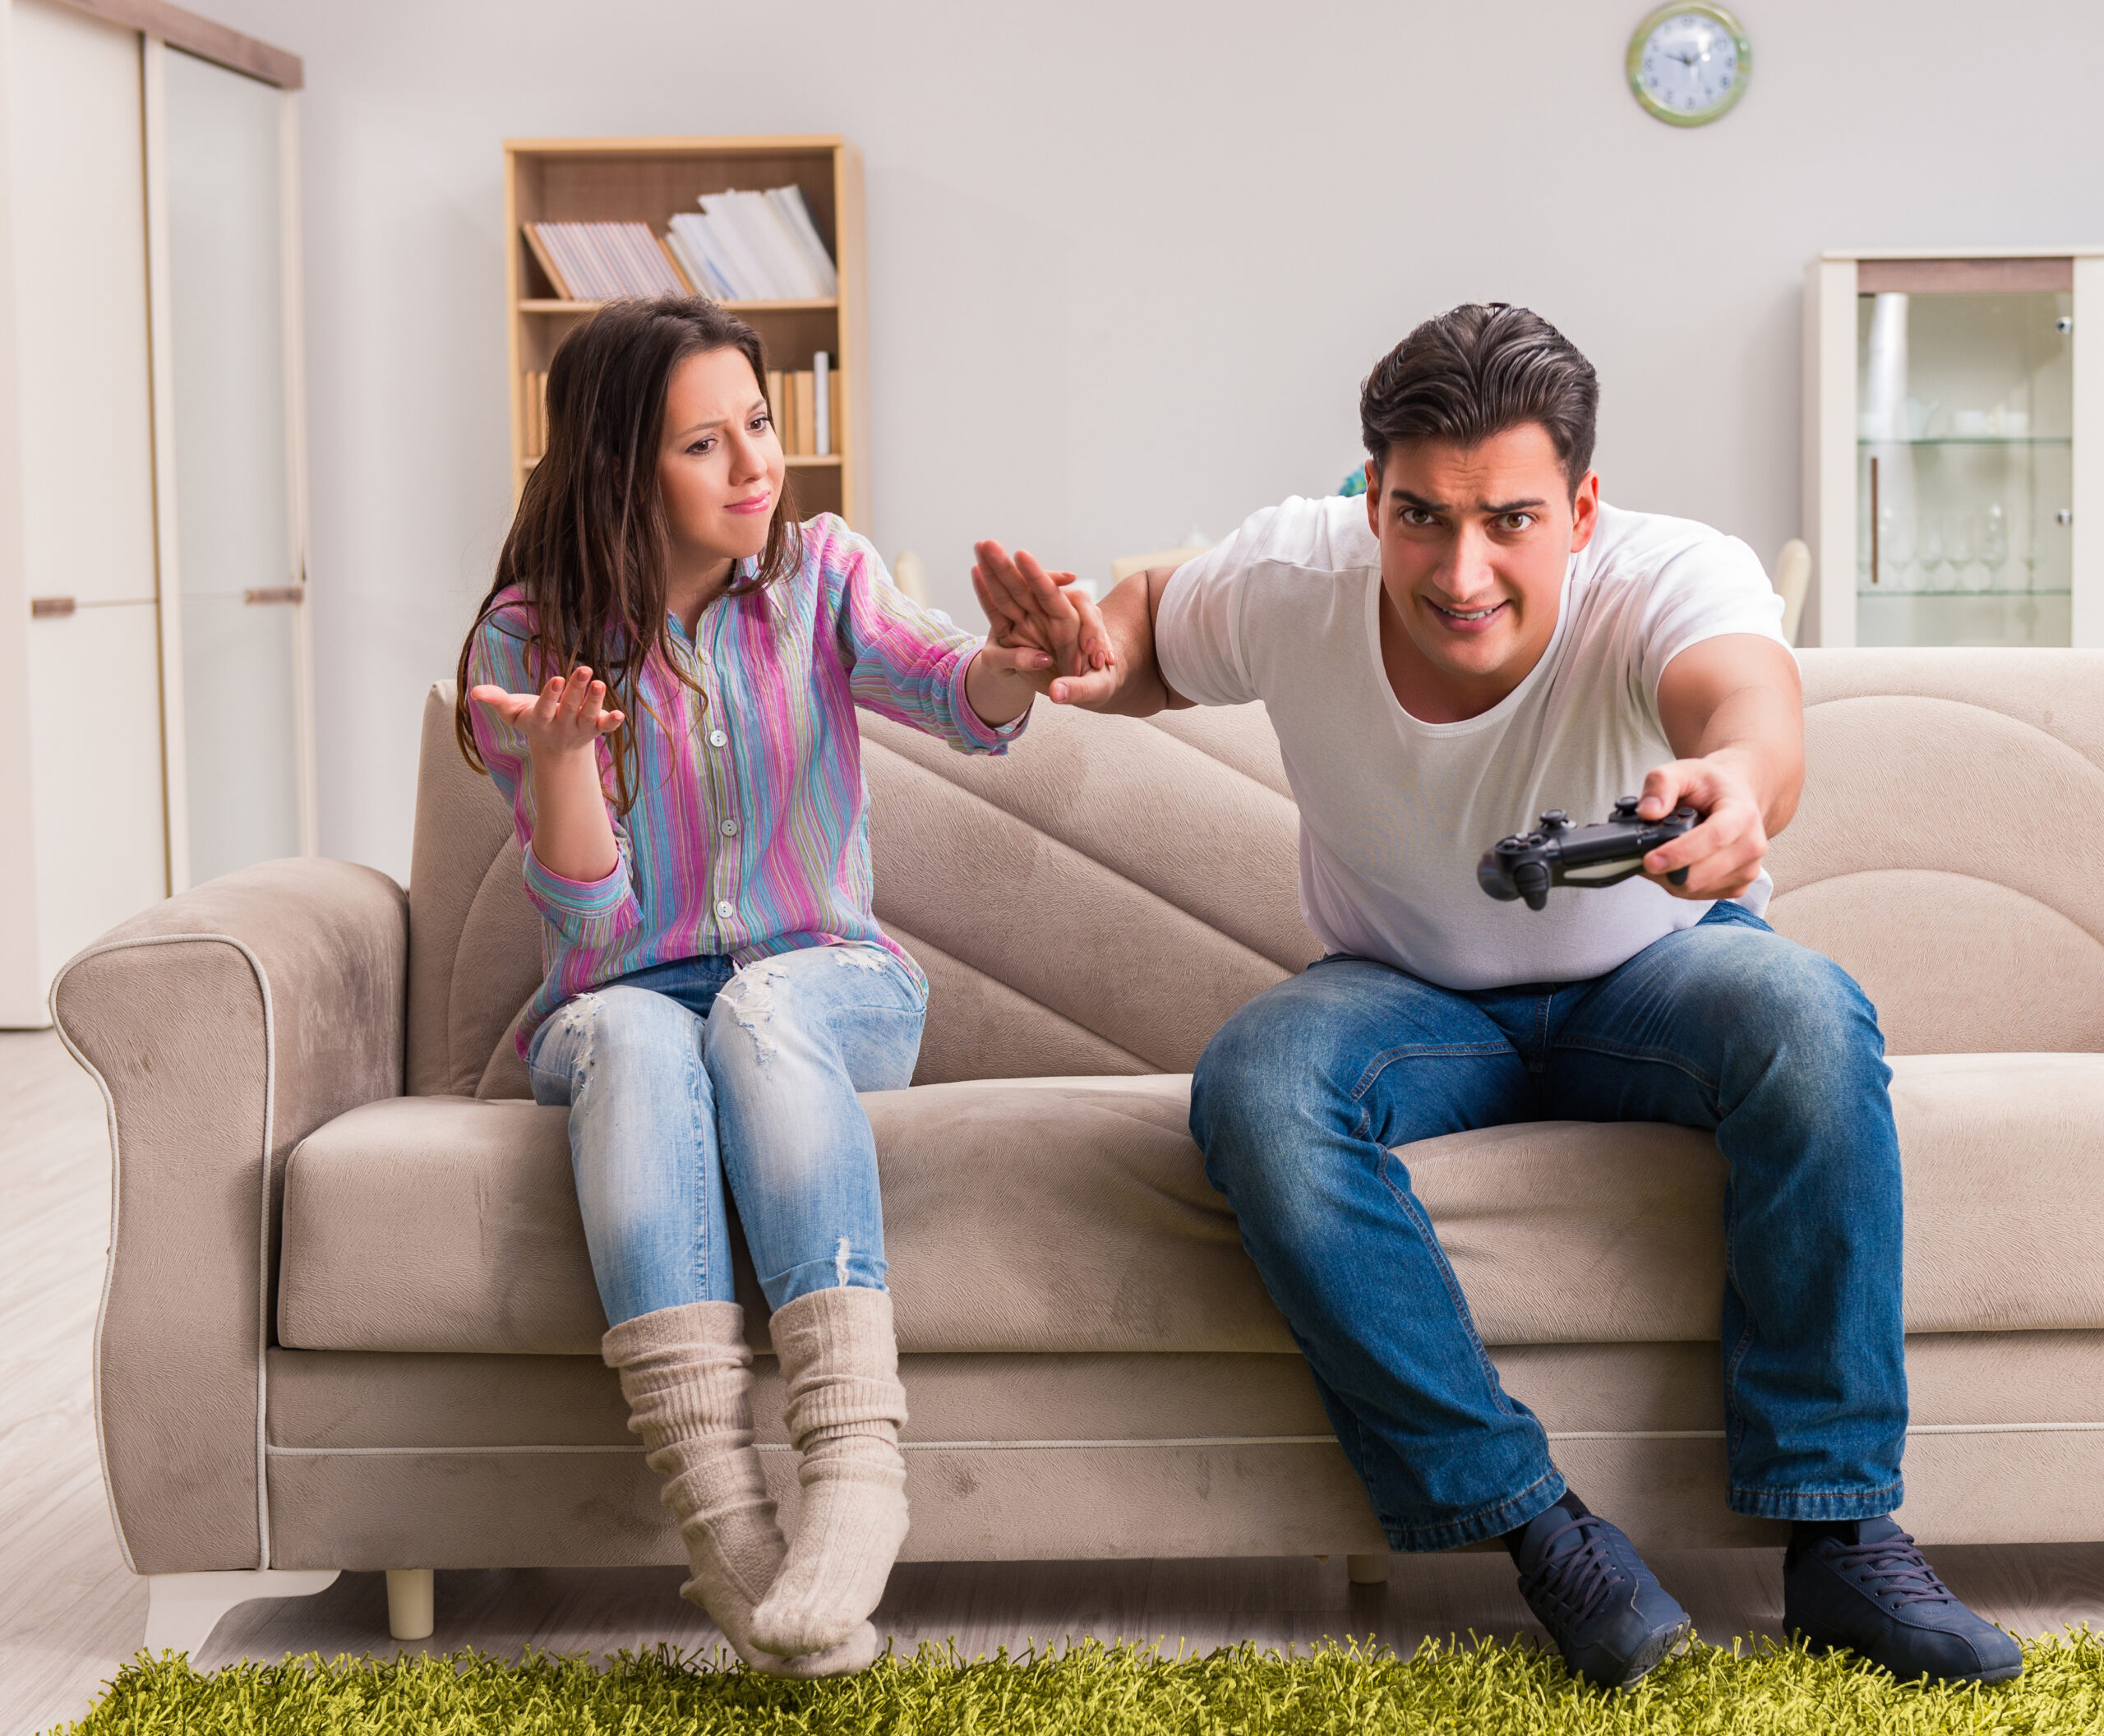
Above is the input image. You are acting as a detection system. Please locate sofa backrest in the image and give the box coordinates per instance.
[404,685,1321,1097]
[404,648,2104,1096]
[1770,649,2104,1054]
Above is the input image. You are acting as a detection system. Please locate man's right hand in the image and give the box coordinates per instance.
[971,541,1123,708]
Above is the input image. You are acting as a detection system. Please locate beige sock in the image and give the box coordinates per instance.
[603,1300,877,1677]
[750,1286,911,1658]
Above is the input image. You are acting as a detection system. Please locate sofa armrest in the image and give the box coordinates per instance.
[51,858,408,1575]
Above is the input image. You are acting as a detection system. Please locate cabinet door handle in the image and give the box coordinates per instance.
[1869,456,1880,586]
[30,596,76,618]
[243,586,305,606]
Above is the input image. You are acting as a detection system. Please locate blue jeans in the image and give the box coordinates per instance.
[1188,902,1907,1552]
[526,941,925,1327]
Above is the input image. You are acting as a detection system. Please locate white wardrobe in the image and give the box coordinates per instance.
[0,0,311,1026]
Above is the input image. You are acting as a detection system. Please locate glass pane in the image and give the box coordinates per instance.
[1855,289,2074,648]
[164,47,302,881]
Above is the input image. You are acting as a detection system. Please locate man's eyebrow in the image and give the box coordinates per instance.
[1385,489,1547,515]
[1388,487,1447,511]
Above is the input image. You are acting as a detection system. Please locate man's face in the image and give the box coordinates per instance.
[1365,423,1599,696]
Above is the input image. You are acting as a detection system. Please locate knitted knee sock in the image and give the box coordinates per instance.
[604,1300,876,1676]
[750,1286,911,1657]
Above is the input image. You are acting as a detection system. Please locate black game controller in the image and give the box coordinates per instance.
[1478,797,1700,912]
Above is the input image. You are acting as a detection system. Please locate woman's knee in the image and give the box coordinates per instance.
[705,946,920,1090]
[535,984,702,1094]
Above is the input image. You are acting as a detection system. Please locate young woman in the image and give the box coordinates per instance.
[458,298,1057,1674]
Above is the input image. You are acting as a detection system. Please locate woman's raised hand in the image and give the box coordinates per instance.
[470,665,625,760]
[971,539,1119,707]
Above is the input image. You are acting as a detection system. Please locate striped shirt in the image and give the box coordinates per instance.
[466,513,1019,1055]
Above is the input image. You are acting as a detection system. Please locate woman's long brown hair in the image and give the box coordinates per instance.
[454,296,802,811]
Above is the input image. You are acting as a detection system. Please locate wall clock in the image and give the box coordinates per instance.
[1627,4,1751,127]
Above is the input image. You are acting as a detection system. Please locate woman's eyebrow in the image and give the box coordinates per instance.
[671,399,768,441]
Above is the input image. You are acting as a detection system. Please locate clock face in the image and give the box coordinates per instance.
[1629,4,1750,126]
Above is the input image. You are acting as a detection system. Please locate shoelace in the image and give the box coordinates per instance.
[1829,1529,1954,1610]
[1519,1515,1622,1623]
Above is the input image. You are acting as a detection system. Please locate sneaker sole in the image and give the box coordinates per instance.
[1587,1616,1693,1692]
[1793,1628,2024,1688]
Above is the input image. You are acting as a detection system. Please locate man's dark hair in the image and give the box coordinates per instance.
[1359,303,1599,496]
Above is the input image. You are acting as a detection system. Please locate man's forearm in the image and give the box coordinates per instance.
[1693,684,1802,834]
[1081,568,1189,717]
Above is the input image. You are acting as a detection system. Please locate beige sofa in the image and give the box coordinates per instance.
[53,649,2104,1655]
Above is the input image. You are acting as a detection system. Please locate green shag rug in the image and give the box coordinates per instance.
[48,1631,2104,1735]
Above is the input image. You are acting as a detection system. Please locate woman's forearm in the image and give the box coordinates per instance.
[527,744,621,882]
[962,645,1037,728]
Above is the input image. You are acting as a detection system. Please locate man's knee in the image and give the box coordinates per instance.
[1723,935,1882,1064]
[1190,979,1365,1196]
[1679,931,1893,1138]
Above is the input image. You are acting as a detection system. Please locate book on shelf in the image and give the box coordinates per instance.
[764,354,841,458]
[524,221,690,301]
[523,187,837,307]
[672,185,837,302]
[522,370,549,459]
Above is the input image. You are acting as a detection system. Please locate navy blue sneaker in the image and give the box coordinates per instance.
[1784,1517,2023,1686]
[1512,1500,1692,1688]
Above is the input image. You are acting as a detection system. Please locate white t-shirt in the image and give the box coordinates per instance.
[1155,496,1790,990]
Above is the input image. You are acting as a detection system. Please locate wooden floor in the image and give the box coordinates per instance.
[3,1027,2101,1734]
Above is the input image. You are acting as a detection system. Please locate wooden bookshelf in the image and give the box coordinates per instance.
[503,135,869,528]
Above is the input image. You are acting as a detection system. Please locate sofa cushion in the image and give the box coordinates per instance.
[276,1054,2104,1357]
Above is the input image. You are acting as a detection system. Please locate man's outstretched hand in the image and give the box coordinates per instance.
[972,539,1119,707]
[1634,755,1770,900]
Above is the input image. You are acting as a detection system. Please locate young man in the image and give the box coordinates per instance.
[971,304,2021,1691]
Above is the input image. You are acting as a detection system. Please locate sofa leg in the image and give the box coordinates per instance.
[144,1568,342,1659]
[1345,1552,1391,1585]
[386,1568,435,1641]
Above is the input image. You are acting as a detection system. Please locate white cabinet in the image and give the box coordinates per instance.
[1804,249,2104,649]
[0,0,310,1024]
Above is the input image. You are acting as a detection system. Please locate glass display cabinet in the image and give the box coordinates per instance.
[1804,250,2104,648]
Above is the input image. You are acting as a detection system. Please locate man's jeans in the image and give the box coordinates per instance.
[526,942,925,1327]
[1188,902,1907,1552]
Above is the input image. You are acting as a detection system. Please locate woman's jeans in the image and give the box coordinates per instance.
[526,941,925,1327]
[1189,902,1908,1553]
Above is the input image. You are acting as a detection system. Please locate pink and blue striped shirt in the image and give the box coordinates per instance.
[467,514,1020,1054]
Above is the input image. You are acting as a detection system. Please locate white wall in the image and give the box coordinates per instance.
[205,0,2104,882]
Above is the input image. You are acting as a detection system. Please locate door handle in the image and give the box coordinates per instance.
[30,597,76,617]
[243,586,304,606]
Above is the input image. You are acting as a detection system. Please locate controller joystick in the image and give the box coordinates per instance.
[1477,799,1700,912]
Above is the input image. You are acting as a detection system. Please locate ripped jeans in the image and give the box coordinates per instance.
[525,941,925,1327]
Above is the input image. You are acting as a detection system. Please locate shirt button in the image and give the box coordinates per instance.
[715,898,734,919]
[720,818,739,837]
[708,728,727,747]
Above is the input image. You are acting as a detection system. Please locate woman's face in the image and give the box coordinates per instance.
[657,346,784,575]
